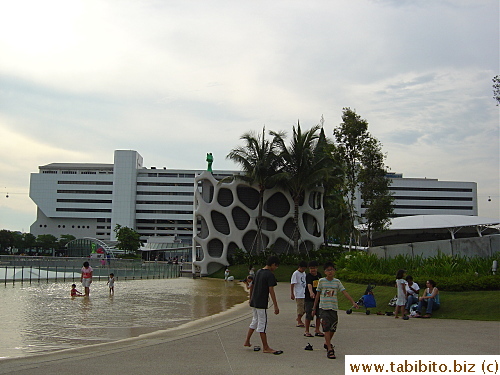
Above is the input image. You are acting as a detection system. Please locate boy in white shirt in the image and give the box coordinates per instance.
[290,261,308,327]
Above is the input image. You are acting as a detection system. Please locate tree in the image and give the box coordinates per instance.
[22,233,37,252]
[0,229,14,253]
[358,137,394,246]
[114,224,142,254]
[272,122,334,253]
[36,234,58,251]
[493,75,500,106]
[314,120,346,245]
[333,108,393,248]
[226,127,283,253]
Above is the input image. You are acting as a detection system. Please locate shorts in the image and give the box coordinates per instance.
[249,308,268,333]
[82,278,92,287]
[296,298,305,316]
[320,309,338,333]
[305,301,320,321]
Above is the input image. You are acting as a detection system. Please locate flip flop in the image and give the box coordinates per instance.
[253,346,261,351]
[304,332,313,337]
[296,324,305,327]
[273,350,283,355]
[315,332,324,337]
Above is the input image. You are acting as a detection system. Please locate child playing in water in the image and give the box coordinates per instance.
[70,284,84,297]
[107,273,115,295]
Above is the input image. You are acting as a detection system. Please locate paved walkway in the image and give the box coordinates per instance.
[0,282,498,374]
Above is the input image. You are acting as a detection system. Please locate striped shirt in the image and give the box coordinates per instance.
[316,277,345,310]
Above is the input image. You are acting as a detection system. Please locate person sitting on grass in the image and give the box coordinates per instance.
[414,279,440,318]
[312,262,359,359]
[404,275,420,315]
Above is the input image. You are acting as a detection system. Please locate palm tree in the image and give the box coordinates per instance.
[271,122,335,253]
[226,127,284,253]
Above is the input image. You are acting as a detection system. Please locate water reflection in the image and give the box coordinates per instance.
[0,278,247,359]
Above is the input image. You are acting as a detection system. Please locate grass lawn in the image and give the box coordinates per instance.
[214,264,499,321]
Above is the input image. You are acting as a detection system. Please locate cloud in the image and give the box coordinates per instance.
[0,0,498,231]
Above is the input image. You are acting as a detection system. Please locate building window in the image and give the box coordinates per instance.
[56,208,112,212]
[58,181,113,185]
[390,187,473,193]
[56,199,112,204]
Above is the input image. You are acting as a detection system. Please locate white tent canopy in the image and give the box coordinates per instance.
[388,215,499,231]
[357,215,500,243]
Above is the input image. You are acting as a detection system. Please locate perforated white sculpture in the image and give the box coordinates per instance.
[192,171,324,275]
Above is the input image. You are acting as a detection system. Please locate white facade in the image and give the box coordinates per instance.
[193,171,324,275]
[29,150,234,243]
[355,173,478,220]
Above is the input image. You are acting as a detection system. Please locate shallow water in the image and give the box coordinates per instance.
[0,278,247,359]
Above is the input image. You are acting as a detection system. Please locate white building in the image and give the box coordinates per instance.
[355,173,477,219]
[29,150,234,244]
[29,151,478,246]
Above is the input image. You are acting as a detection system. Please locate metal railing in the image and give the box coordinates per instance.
[0,256,181,284]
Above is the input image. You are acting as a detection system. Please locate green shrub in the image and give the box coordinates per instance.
[336,270,500,291]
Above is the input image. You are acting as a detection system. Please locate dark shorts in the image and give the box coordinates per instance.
[305,301,320,321]
[320,309,338,333]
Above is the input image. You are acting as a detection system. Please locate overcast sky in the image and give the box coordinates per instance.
[0,0,498,232]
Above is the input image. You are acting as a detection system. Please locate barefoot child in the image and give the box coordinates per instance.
[107,273,115,295]
[80,261,93,297]
[70,284,84,297]
[394,269,407,318]
[243,256,283,355]
[312,262,358,359]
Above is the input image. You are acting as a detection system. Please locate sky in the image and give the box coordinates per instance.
[0,0,498,232]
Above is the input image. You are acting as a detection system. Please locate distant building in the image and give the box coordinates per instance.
[356,173,477,219]
[29,150,235,244]
[29,151,478,248]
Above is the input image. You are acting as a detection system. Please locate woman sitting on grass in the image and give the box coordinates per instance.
[414,280,440,318]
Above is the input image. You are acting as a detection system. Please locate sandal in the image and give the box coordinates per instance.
[304,332,313,337]
[315,332,324,337]
[327,349,336,359]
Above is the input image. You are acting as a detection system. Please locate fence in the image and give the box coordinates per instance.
[0,256,181,284]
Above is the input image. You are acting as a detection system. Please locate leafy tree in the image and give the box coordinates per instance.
[226,127,283,253]
[0,229,14,253]
[22,233,37,252]
[333,108,393,248]
[358,137,394,246]
[315,121,346,245]
[493,75,500,106]
[36,234,58,250]
[114,224,143,253]
[272,122,334,253]
[11,231,23,252]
